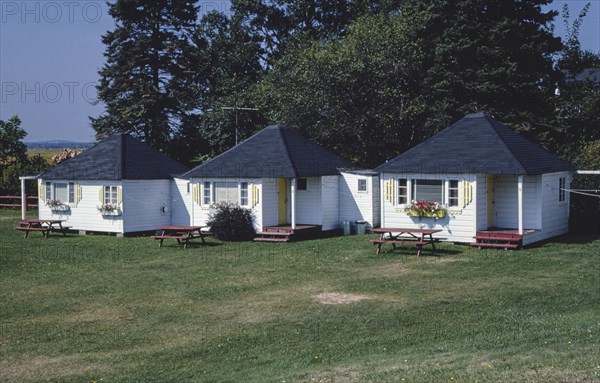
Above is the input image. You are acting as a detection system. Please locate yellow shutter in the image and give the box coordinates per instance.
[461,180,473,208]
[39,183,45,201]
[192,184,200,205]
[117,186,123,205]
[250,184,260,208]
[99,186,104,203]
[74,184,81,203]
[384,179,395,204]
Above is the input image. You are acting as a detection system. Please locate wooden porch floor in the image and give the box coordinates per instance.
[254,224,321,242]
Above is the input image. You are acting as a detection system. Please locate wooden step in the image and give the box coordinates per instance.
[254,237,289,242]
[469,242,520,250]
[256,231,291,236]
[474,235,522,242]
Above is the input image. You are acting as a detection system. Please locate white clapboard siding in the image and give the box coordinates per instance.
[261,178,278,228]
[339,172,379,229]
[523,172,571,245]
[295,177,322,225]
[38,179,124,233]
[122,180,172,232]
[171,178,192,226]
[189,178,263,231]
[475,175,488,231]
[494,175,541,230]
[372,175,381,227]
[380,173,477,243]
[321,176,339,230]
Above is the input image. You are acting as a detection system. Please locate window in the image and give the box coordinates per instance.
[45,182,52,201]
[412,179,444,203]
[203,182,211,205]
[448,180,459,207]
[397,178,408,204]
[240,182,249,206]
[296,178,307,191]
[214,182,239,204]
[186,182,190,194]
[405,179,460,206]
[357,179,367,192]
[46,182,75,203]
[559,177,566,202]
[104,185,118,205]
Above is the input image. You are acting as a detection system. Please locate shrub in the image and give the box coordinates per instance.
[206,202,256,241]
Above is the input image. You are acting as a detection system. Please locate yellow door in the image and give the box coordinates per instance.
[277,178,287,224]
[487,175,494,228]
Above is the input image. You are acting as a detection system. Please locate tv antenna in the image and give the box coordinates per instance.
[221,105,259,145]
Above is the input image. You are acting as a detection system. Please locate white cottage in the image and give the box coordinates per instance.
[375,113,576,248]
[37,134,189,235]
[172,125,359,241]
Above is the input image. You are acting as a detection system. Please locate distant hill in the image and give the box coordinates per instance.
[25,140,94,149]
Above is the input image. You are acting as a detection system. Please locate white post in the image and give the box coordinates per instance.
[380,175,385,228]
[291,178,296,229]
[517,175,523,235]
[20,176,27,220]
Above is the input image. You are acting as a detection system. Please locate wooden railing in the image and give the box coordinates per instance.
[0,196,38,208]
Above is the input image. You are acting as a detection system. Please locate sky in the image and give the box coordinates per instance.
[0,0,598,142]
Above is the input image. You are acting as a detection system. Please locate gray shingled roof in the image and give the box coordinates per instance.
[184,125,353,178]
[375,112,575,175]
[40,133,189,180]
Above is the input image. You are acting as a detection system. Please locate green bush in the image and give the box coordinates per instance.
[206,202,256,241]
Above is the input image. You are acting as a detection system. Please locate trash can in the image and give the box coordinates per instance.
[355,220,367,235]
[341,221,351,236]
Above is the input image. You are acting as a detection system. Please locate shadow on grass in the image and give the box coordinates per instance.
[524,233,600,249]
[369,246,462,258]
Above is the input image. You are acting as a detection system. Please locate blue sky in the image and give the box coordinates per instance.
[0,0,598,142]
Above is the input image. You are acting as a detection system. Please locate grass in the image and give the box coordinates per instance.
[0,213,599,383]
[27,149,63,162]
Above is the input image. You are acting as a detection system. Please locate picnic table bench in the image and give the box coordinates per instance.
[369,227,443,256]
[15,219,71,238]
[151,225,212,249]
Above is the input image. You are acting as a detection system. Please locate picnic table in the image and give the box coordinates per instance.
[151,225,211,249]
[15,219,70,238]
[369,227,443,256]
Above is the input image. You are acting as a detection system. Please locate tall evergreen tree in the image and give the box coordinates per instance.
[402,0,562,135]
[91,0,198,159]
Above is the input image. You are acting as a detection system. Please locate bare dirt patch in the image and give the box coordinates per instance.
[0,354,107,382]
[314,292,371,305]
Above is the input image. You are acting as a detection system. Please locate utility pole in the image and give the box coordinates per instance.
[221,105,259,145]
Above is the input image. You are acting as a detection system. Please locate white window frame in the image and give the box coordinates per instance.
[357,178,367,193]
[103,185,119,205]
[447,180,459,207]
[558,177,566,203]
[240,182,249,206]
[397,178,408,205]
[202,181,212,206]
[397,178,460,206]
[45,181,75,204]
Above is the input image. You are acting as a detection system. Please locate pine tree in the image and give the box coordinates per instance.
[91,0,198,158]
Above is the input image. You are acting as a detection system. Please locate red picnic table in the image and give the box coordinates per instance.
[15,219,70,238]
[369,227,443,256]
[151,225,212,249]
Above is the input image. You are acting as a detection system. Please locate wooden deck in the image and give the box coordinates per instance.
[254,225,321,242]
[470,228,537,250]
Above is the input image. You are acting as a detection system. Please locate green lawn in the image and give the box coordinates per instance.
[1,214,598,383]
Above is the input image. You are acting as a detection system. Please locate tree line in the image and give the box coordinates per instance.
[89,0,599,170]
[2,0,598,197]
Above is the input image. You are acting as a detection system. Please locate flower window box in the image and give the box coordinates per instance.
[405,200,447,218]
